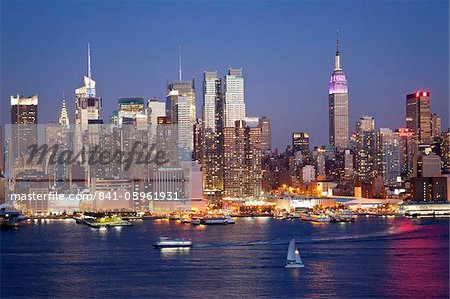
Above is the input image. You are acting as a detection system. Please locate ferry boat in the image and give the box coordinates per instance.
[153,237,192,248]
[202,216,228,225]
[285,238,305,268]
[0,204,25,227]
[300,212,312,221]
[225,216,235,224]
[310,213,331,222]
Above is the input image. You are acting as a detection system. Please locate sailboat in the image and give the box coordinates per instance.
[285,238,305,268]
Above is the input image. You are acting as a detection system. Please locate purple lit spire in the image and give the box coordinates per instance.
[329,30,348,94]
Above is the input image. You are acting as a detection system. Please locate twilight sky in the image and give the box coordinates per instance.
[1,0,448,149]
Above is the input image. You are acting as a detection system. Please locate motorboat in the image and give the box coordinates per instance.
[154,237,192,248]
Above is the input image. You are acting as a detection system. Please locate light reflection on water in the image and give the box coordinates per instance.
[1,217,448,298]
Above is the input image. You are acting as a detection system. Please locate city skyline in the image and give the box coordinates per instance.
[1,1,448,150]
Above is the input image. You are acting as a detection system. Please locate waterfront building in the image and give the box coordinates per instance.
[147,97,166,141]
[259,116,272,155]
[441,129,450,173]
[328,32,349,149]
[223,68,246,127]
[292,132,310,155]
[202,71,223,202]
[410,175,449,202]
[406,91,431,145]
[91,179,133,211]
[355,116,376,182]
[223,120,261,199]
[377,128,401,185]
[414,153,441,177]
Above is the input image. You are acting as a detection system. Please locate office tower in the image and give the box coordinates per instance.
[147,97,166,140]
[328,32,349,149]
[75,44,102,127]
[396,128,415,178]
[116,97,145,125]
[155,116,177,166]
[431,113,441,138]
[10,94,38,160]
[202,71,223,202]
[259,117,272,155]
[441,129,450,173]
[223,120,261,199]
[377,128,401,185]
[292,132,310,154]
[223,68,246,127]
[166,80,196,156]
[355,116,376,182]
[406,91,431,144]
[59,99,69,126]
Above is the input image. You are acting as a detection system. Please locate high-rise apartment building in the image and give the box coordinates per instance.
[355,116,376,182]
[431,112,441,139]
[406,91,431,144]
[377,128,401,185]
[223,68,246,127]
[202,71,223,202]
[396,128,415,178]
[223,120,261,199]
[329,32,349,149]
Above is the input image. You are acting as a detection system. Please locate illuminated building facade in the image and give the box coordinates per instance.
[223,68,246,127]
[292,132,310,154]
[406,91,431,145]
[329,32,349,150]
[377,128,401,185]
[355,116,376,182]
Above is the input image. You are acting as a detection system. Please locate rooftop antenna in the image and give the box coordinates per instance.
[178,45,182,81]
[336,29,340,53]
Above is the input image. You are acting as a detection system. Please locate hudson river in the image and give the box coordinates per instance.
[1,217,449,298]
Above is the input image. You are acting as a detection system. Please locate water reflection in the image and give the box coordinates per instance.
[160,247,190,258]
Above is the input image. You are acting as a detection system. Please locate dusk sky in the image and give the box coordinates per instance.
[1,0,448,149]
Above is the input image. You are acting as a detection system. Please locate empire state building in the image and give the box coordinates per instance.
[328,32,349,150]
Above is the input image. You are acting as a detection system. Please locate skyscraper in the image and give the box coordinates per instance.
[259,116,272,155]
[406,91,431,144]
[166,80,196,156]
[292,132,310,154]
[355,116,376,182]
[396,128,415,178]
[223,120,261,199]
[75,43,102,127]
[59,99,69,126]
[147,97,166,141]
[116,97,146,125]
[328,32,349,150]
[202,71,223,202]
[377,128,401,185]
[10,94,38,160]
[223,68,246,128]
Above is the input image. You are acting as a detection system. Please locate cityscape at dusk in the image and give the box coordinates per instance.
[1,1,449,298]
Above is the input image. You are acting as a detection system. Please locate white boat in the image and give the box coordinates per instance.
[285,238,305,268]
[310,213,331,222]
[202,217,228,225]
[154,237,192,248]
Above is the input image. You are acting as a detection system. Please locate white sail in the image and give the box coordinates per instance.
[287,238,296,262]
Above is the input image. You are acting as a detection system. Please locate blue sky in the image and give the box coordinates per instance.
[1,0,448,149]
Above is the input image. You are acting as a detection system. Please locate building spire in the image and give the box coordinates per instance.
[178,45,182,81]
[334,29,342,71]
[88,42,92,80]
